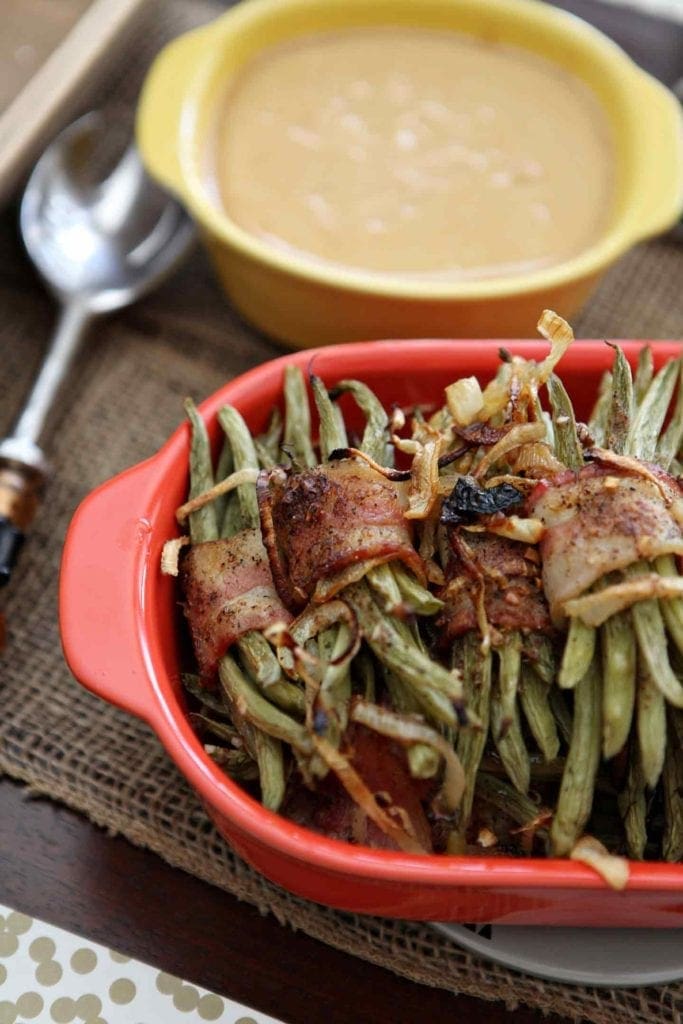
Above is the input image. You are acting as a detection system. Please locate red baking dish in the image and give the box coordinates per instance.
[59,339,683,925]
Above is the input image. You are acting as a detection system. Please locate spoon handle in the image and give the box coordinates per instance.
[0,301,92,587]
[6,301,92,461]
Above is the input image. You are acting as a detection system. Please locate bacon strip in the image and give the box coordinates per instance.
[179,528,293,681]
[436,531,550,645]
[528,462,683,623]
[257,460,426,610]
[283,724,434,852]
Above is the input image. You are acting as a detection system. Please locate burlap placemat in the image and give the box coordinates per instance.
[1,3,682,1022]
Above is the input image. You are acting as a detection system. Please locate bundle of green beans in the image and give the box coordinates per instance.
[180,367,466,840]
[176,343,683,865]
[423,393,562,843]
[547,349,683,859]
[183,396,303,811]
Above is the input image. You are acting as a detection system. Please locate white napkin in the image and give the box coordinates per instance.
[0,903,284,1024]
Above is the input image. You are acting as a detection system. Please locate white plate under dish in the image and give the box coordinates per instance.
[432,922,683,988]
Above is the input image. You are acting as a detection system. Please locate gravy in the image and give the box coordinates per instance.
[1,0,92,114]
[210,27,614,281]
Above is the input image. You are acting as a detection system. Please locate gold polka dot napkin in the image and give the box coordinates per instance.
[0,905,283,1024]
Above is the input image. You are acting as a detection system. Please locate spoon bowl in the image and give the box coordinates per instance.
[0,112,195,586]
[20,112,195,313]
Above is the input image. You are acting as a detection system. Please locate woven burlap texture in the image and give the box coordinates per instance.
[1,4,682,1023]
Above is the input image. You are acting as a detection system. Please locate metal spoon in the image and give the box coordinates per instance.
[0,112,195,586]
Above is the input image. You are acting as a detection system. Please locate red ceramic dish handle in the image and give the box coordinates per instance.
[59,456,165,725]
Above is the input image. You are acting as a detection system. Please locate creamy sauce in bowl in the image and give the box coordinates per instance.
[1,0,93,113]
[208,27,614,283]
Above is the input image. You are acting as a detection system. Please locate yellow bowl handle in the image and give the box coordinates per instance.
[136,24,214,197]
[631,71,683,241]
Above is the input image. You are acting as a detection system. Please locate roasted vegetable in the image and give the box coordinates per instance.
[164,314,683,875]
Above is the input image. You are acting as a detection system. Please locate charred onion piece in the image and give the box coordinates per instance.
[441,476,524,527]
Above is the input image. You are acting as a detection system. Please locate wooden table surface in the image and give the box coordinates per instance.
[0,3,681,1023]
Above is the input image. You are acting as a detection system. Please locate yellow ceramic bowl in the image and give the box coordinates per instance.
[137,0,683,347]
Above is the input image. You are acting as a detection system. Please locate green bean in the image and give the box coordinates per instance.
[655,555,683,658]
[254,407,283,469]
[318,622,353,734]
[601,608,636,759]
[633,345,654,405]
[558,618,596,689]
[480,752,565,782]
[523,634,556,686]
[235,625,285,704]
[548,374,583,470]
[214,423,248,537]
[492,635,529,794]
[628,564,683,708]
[252,729,286,811]
[366,565,428,659]
[189,712,239,745]
[637,661,666,789]
[392,562,444,615]
[617,740,647,860]
[184,397,218,543]
[605,344,633,454]
[365,565,436,669]
[213,436,234,525]
[475,772,547,831]
[366,562,402,604]
[550,658,601,856]
[345,581,464,728]
[182,673,231,716]
[331,379,391,465]
[283,365,317,468]
[355,648,376,702]
[519,664,560,762]
[204,744,259,782]
[428,401,452,434]
[663,709,683,861]
[237,632,305,716]
[667,703,683,752]
[497,631,521,736]
[381,666,440,778]
[219,493,243,540]
[456,634,492,829]
[656,360,683,470]
[587,370,612,447]
[217,405,260,529]
[491,680,530,794]
[262,680,306,716]
[218,655,313,754]
[311,374,348,460]
[237,631,281,687]
[549,688,573,747]
[627,358,679,460]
